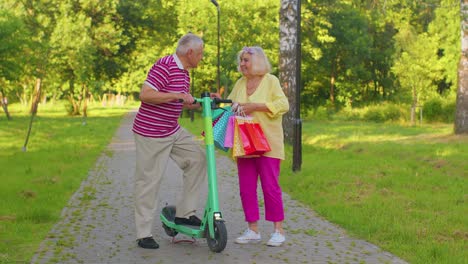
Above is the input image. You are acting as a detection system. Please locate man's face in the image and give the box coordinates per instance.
[188,44,204,68]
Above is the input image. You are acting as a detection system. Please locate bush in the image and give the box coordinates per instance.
[441,101,455,123]
[308,105,337,121]
[307,99,455,124]
[339,109,362,121]
[423,97,455,123]
[423,98,443,122]
[362,103,407,123]
[363,107,385,122]
[383,104,405,122]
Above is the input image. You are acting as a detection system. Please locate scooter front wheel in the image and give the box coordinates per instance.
[206,220,227,253]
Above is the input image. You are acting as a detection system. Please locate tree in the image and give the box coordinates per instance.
[455,0,468,134]
[279,0,299,144]
[175,0,279,97]
[428,0,460,96]
[319,7,373,108]
[300,0,393,111]
[114,0,178,99]
[0,10,29,120]
[392,32,442,125]
[279,0,301,171]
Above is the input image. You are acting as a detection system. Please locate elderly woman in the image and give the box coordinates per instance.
[228,46,289,247]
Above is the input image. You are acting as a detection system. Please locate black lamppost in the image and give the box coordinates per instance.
[210,0,221,95]
[293,0,302,172]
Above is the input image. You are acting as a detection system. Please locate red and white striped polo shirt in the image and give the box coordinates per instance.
[132,54,190,138]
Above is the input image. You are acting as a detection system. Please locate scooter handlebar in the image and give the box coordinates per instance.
[212,98,232,105]
[179,96,232,107]
[177,98,199,104]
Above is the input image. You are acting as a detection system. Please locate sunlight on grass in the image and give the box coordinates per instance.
[2,106,466,264]
[181,116,467,264]
[303,120,463,150]
[282,120,467,264]
[0,101,138,263]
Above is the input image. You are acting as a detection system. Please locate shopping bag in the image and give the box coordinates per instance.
[237,117,271,156]
[238,122,257,155]
[232,118,245,158]
[201,114,222,137]
[213,110,234,152]
[212,106,231,120]
[223,115,236,148]
[244,123,271,153]
[201,106,232,137]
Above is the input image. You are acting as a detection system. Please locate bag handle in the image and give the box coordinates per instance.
[233,105,253,122]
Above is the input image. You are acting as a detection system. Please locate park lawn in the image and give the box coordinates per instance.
[182,116,467,264]
[279,121,467,264]
[0,102,138,263]
[1,106,466,264]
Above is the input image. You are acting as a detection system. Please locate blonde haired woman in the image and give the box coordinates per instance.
[228,46,289,246]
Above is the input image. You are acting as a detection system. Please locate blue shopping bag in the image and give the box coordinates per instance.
[212,108,234,152]
[212,106,231,120]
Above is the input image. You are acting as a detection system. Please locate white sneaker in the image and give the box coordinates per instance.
[235,229,261,244]
[267,231,285,247]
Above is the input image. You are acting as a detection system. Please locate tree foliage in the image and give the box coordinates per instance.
[0,0,461,121]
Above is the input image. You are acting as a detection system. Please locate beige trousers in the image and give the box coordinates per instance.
[133,128,207,239]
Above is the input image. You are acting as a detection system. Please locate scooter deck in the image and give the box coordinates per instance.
[160,211,205,238]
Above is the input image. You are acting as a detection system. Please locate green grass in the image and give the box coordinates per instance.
[1,105,466,264]
[279,121,467,264]
[0,102,138,263]
[182,116,467,264]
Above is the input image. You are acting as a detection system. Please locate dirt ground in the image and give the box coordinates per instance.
[30,111,408,264]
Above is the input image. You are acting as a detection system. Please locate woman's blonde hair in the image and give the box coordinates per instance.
[237,46,272,75]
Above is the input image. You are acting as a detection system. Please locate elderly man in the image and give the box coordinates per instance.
[132,33,215,249]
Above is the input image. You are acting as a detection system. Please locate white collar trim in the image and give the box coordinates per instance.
[173,53,184,70]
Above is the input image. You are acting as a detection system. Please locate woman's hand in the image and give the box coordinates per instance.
[238,103,258,115]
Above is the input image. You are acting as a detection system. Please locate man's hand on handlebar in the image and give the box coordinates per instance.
[178,93,195,104]
[177,93,201,109]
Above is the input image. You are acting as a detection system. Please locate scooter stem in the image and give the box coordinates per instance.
[199,92,222,237]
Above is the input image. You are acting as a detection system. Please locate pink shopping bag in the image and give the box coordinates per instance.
[223,115,235,148]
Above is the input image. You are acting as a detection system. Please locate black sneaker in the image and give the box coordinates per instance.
[137,237,159,249]
[174,215,202,226]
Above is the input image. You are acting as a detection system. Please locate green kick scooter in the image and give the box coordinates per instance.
[160,91,231,253]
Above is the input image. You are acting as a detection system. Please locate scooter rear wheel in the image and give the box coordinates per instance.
[161,206,178,237]
[206,220,227,253]
[162,223,178,237]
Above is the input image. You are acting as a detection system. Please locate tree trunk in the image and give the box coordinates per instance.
[330,62,336,106]
[280,0,302,172]
[411,87,418,126]
[67,79,81,115]
[23,78,42,152]
[279,0,299,144]
[455,0,468,134]
[30,78,42,115]
[0,88,12,120]
[82,84,89,125]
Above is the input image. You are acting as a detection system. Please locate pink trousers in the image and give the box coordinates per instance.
[236,156,284,223]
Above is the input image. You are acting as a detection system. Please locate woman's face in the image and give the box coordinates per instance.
[239,53,253,76]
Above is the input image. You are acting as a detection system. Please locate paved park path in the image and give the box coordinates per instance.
[31,111,408,264]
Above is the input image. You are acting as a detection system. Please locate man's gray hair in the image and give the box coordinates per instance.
[176,33,204,55]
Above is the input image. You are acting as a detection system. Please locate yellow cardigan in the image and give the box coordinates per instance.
[228,73,289,160]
